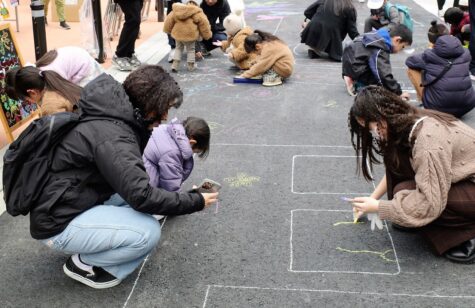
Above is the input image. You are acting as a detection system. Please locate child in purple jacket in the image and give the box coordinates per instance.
[143,117,210,195]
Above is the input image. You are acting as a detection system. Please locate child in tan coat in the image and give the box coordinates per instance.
[240,30,295,86]
[213,10,257,70]
[164,0,212,72]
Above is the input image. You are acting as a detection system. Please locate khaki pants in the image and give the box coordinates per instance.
[44,0,66,22]
[407,68,424,101]
[174,41,195,64]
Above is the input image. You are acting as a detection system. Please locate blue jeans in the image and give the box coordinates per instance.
[41,194,161,280]
[202,32,228,51]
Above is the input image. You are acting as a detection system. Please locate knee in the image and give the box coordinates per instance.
[139,218,161,253]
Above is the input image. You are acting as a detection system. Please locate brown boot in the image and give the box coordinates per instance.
[187,62,196,72]
[171,60,180,72]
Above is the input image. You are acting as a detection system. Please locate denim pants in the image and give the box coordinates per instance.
[41,194,161,280]
[202,32,228,51]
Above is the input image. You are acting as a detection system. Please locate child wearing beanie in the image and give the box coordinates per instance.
[213,10,257,70]
[163,0,212,72]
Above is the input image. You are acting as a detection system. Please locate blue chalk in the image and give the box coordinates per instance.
[233,76,263,84]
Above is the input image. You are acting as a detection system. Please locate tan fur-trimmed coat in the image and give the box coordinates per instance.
[220,26,257,70]
[163,3,212,42]
[39,90,75,116]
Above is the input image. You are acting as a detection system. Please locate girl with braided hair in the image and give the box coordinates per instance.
[348,85,475,264]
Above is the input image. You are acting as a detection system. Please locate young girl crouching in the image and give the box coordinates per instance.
[239,30,295,87]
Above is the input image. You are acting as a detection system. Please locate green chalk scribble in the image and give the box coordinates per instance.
[224,173,260,188]
[336,247,396,262]
[333,221,365,226]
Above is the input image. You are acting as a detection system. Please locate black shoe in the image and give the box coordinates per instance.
[60,21,71,30]
[63,256,122,289]
[444,239,475,264]
[308,49,320,59]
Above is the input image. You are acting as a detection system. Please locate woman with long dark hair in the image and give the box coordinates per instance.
[301,0,359,61]
[349,85,475,264]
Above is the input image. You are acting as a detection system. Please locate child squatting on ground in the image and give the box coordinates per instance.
[213,10,257,70]
[239,30,295,87]
[349,86,475,264]
[405,21,475,118]
[143,117,210,219]
[342,23,412,99]
[164,0,212,72]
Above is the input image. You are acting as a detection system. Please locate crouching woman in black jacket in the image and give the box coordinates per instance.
[35,66,218,289]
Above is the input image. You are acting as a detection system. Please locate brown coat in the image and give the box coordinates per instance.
[163,3,212,42]
[379,117,475,227]
[221,27,257,70]
[241,40,294,78]
[39,90,74,116]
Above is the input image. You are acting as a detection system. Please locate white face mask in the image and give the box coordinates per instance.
[370,127,381,141]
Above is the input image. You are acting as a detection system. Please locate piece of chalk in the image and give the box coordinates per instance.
[353,216,358,224]
[233,76,263,84]
[341,197,353,202]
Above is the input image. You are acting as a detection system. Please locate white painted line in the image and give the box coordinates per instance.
[202,284,475,307]
[212,143,352,148]
[123,216,168,308]
[289,209,400,275]
[273,17,284,35]
[202,285,211,308]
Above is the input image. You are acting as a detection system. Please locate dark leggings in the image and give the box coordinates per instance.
[438,0,460,10]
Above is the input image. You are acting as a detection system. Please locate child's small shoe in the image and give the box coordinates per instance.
[262,75,283,87]
[171,60,180,72]
[343,75,356,96]
[187,62,196,72]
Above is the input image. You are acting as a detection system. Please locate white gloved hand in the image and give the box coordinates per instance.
[367,213,383,231]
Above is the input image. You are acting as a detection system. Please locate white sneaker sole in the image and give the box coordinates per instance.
[63,264,122,289]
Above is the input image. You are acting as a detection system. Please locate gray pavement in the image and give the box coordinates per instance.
[2,0,475,307]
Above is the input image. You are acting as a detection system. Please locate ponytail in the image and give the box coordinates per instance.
[244,30,281,53]
[35,49,59,68]
[14,66,81,106]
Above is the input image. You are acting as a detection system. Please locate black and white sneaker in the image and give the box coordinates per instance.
[63,256,122,289]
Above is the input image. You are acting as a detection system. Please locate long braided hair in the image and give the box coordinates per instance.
[348,86,456,181]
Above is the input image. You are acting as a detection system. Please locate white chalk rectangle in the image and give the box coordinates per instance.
[291,155,374,194]
[289,209,400,275]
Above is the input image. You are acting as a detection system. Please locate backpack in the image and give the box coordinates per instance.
[385,2,414,32]
[3,112,80,216]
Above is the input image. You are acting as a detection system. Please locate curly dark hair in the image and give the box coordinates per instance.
[348,86,456,181]
[123,65,183,121]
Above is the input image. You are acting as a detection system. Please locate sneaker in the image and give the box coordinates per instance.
[63,256,122,289]
[307,49,320,59]
[171,60,180,72]
[168,48,175,63]
[187,62,196,72]
[343,75,356,96]
[112,55,133,71]
[59,21,71,30]
[129,54,141,67]
[262,75,283,87]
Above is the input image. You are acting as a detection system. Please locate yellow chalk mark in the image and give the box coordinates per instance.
[333,221,364,226]
[336,247,396,263]
[225,173,260,188]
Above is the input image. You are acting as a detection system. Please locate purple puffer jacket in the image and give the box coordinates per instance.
[143,118,194,192]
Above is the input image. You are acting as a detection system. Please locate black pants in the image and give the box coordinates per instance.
[437,0,460,10]
[115,0,143,58]
[364,18,384,33]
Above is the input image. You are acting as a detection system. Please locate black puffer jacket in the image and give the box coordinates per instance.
[406,35,475,118]
[30,74,204,239]
[201,0,231,33]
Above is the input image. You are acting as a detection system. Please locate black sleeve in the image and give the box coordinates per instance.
[94,136,205,216]
[217,0,232,30]
[304,0,324,20]
[346,8,360,40]
[371,50,402,95]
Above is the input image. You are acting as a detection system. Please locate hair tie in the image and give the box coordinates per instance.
[38,70,43,77]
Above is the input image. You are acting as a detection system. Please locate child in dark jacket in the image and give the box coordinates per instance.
[342,23,412,98]
[143,117,210,193]
[406,25,475,118]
